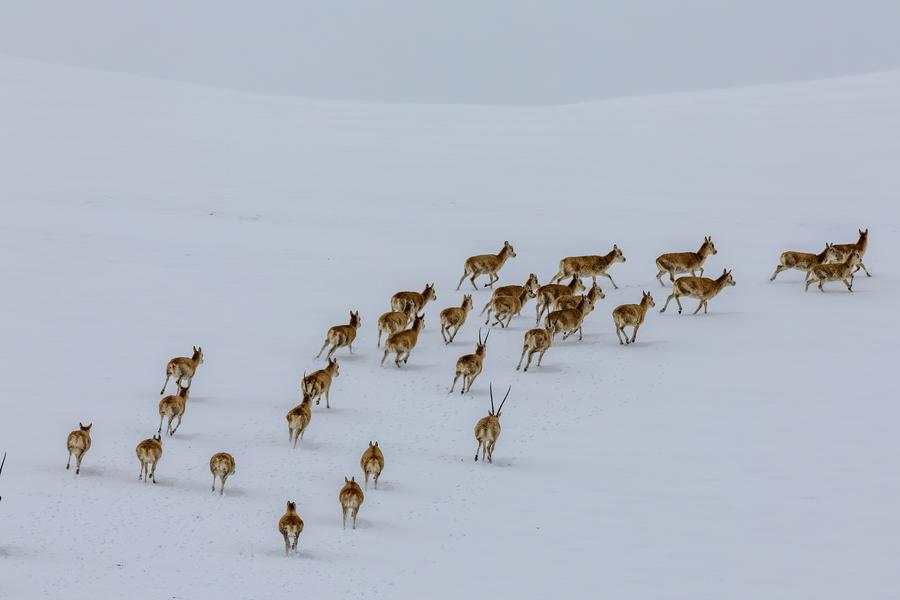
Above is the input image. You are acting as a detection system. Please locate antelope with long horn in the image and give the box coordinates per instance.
[456,241,517,290]
[136,434,163,484]
[612,291,655,345]
[439,294,473,344]
[484,286,534,328]
[830,229,870,276]
[551,245,626,288]
[66,422,92,475]
[287,375,313,447]
[544,296,593,341]
[516,324,554,371]
[339,477,364,530]
[301,359,339,408]
[316,311,361,359]
[806,250,861,292]
[655,237,717,285]
[209,452,236,495]
[278,501,304,555]
[770,244,839,282]
[160,346,203,395]
[535,276,585,324]
[475,384,510,463]
[661,269,736,314]
[390,283,437,314]
[377,301,417,347]
[480,274,539,315]
[449,328,489,394]
[360,441,384,490]
[381,314,425,368]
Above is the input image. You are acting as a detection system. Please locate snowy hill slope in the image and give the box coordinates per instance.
[1,55,899,599]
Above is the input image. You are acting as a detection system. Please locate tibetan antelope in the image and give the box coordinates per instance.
[613,291,655,345]
[553,282,605,311]
[360,442,385,490]
[544,296,593,341]
[449,329,489,394]
[655,236,717,285]
[661,269,736,314]
[377,301,417,347]
[301,359,339,408]
[806,251,860,292]
[391,283,436,314]
[440,294,473,344]
[516,325,554,371]
[484,286,534,328]
[209,452,235,495]
[474,384,510,463]
[456,241,517,290]
[316,311,361,359]
[770,244,839,282]
[339,477,364,530]
[136,434,163,484]
[381,314,425,368]
[160,346,203,395]
[65,422,92,475]
[157,384,190,436]
[535,276,585,324]
[278,501,304,555]
[551,245,626,288]
[479,274,540,315]
[287,379,313,447]
[831,229,870,276]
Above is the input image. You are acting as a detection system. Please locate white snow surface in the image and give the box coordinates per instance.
[1,55,899,599]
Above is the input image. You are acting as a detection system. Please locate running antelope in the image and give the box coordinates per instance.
[316,311,361,359]
[287,379,313,448]
[301,359,339,408]
[160,346,203,395]
[157,384,190,436]
[553,282,605,311]
[655,236,717,285]
[381,314,425,368]
[209,452,235,495]
[831,229,870,276]
[770,244,839,282]
[474,384,510,463]
[440,294,473,344]
[535,276,585,324]
[360,442,384,490]
[480,274,540,315]
[377,301,417,347]
[484,286,534,328]
[544,296,593,341]
[339,477,364,530]
[551,245,626,288]
[278,501,304,555]
[516,325,554,371]
[661,269,736,314]
[612,291,655,345]
[806,251,860,292]
[391,283,436,313]
[449,329,489,394]
[456,241,517,290]
[65,422,92,475]
[136,434,163,484]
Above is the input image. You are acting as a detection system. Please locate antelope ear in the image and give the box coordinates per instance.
[351,476,356,483]
[193,346,197,352]
[374,441,379,447]
[79,422,84,428]
[613,244,619,249]
[87,423,92,429]
[345,477,349,483]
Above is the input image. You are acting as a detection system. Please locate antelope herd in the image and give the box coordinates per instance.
[57,229,870,555]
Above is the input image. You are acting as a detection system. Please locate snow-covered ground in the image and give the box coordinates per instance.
[1,55,898,599]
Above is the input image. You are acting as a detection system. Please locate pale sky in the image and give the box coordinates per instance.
[2,0,900,105]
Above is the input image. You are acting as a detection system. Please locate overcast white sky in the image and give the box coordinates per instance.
[2,0,900,105]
